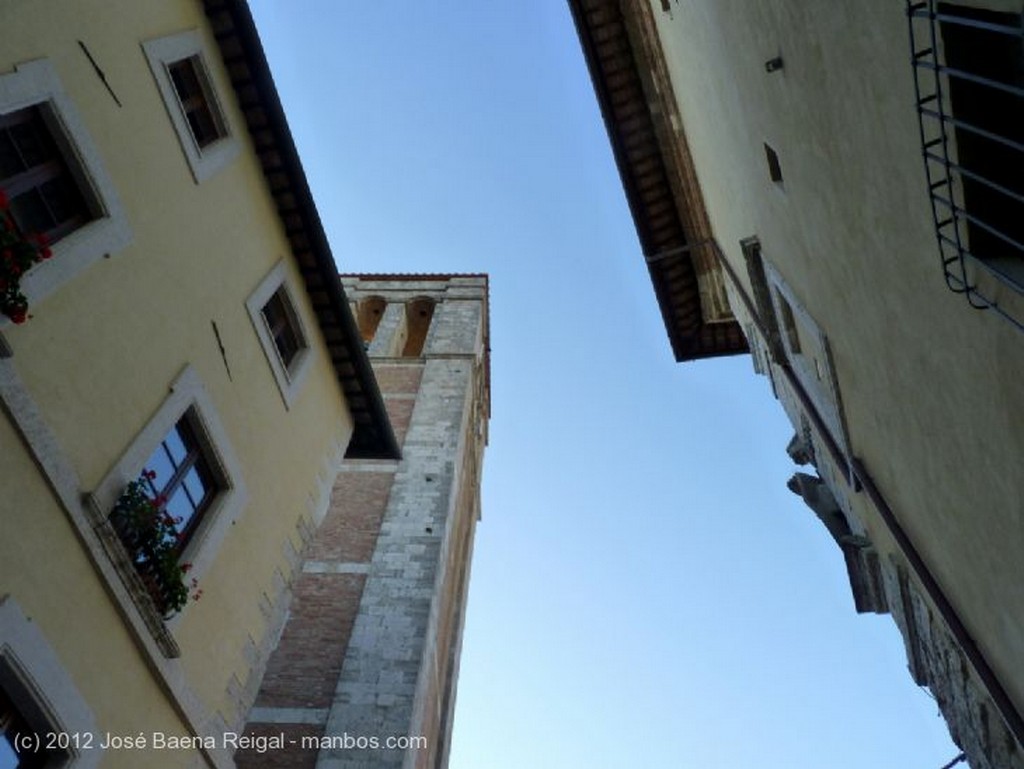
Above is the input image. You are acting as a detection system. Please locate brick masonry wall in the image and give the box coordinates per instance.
[306,473,396,564]
[241,724,323,769]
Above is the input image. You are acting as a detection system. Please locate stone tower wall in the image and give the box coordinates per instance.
[238,276,489,769]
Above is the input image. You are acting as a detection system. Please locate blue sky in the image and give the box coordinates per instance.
[248,3,959,767]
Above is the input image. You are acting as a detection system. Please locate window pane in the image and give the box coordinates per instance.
[134,413,219,553]
[8,188,56,237]
[9,117,49,169]
[274,327,300,367]
[163,425,189,466]
[39,175,88,226]
[262,290,303,368]
[168,57,224,150]
[143,443,175,491]
[186,106,219,148]
[164,487,197,535]
[0,107,93,244]
[939,4,1024,262]
[169,59,202,101]
[0,684,57,769]
[0,129,26,178]
[182,466,209,508]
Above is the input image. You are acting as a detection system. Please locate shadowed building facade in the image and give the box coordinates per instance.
[570,2,1024,768]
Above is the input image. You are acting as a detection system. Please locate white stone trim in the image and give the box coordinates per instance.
[338,461,400,474]
[302,561,371,575]
[142,30,239,184]
[246,260,314,410]
[765,264,852,461]
[0,59,131,321]
[91,364,248,591]
[0,597,101,769]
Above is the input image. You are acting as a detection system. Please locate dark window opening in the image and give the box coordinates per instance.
[0,106,93,244]
[776,290,801,354]
[908,1,1024,328]
[402,298,435,357]
[261,287,306,373]
[167,56,226,150]
[938,3,1024,262]
[357,296,387,345]
[764,143,783,183]
[0,668,66,769]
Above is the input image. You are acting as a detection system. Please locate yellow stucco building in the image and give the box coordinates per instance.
[0,2,401,766]
[571,2,1024,768]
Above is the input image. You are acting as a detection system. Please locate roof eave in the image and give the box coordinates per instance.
[202,0,400,459]
[568,0,748,362]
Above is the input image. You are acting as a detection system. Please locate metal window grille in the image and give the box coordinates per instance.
[907,1,1024,331]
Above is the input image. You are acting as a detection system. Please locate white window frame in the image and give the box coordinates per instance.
[766,264,852,461]
[91,365,247,592]
[142,30,239,184]
[246,261,314,409]
[0,59,131,323]
[0,596,101,769]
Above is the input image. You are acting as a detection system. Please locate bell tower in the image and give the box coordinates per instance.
[240,275,490,769]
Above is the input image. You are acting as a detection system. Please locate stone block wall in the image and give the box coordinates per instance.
[786,431,1024,769]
